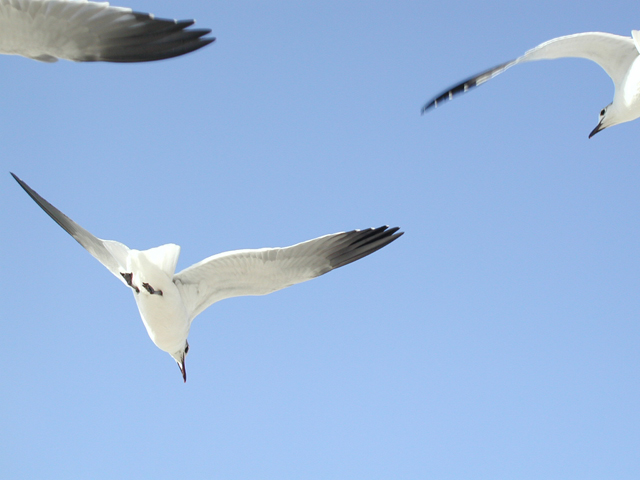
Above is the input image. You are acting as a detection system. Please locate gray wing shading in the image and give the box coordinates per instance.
[173,226,404,321]
[422,32,637,113]
[11,173,130,285]
[0,0,214,63]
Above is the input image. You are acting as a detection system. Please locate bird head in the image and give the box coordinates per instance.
[589,104,614,138]
[171,340,189,383]
[588,102,638,138]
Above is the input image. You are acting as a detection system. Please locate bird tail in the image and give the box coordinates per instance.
[138,244,181,278]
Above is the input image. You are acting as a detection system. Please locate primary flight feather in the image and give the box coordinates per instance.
[0,0,214,62]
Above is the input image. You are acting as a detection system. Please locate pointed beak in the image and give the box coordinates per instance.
[589,120,605,138]
[177,356,187,383]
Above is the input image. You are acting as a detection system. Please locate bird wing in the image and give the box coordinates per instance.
[12,173,130,285]
[0,0,214,62]
[422,32,637,112]
[173,226,404,321]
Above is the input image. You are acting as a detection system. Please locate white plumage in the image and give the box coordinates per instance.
[423,31,640,137]
[12,173,403,382]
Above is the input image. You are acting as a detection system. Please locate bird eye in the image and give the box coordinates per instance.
[600,109,606,116]
[184,342,190,354]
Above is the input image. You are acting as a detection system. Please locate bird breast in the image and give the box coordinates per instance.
[135,280,190,354]
[620,56,640,113]
[127,249,190,353]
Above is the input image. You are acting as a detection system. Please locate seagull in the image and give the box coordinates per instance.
[422,31,640,137]
[0,0,214,63]
[12,173,403,382]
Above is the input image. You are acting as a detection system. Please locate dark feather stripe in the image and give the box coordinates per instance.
[80,13,214,62]
[422,60,513,113]
[328,226,403,269]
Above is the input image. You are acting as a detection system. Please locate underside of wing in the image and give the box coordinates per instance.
[517,32,637,87]
[11,173,130,284]
[422,31,637,113]
[0,0,214,62]
[173,226,403,321]
[422,60,514,113]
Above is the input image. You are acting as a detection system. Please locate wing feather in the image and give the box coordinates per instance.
[173,226,403,321]
[11,173,130,285]
[0,0,214,62]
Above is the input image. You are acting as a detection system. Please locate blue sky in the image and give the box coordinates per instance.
[2,0,640,478]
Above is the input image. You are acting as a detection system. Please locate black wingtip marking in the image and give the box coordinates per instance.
[11,172,78,238]
[421,60,514,114]
[90,13,215,63]
[328,225,404,270]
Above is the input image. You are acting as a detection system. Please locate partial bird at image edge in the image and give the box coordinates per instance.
[0,0,215,63]
[422,31,640,137]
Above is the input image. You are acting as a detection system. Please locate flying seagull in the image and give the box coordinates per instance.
[12,173,403,382]
[0,0,214,62]
[422,31,640,137]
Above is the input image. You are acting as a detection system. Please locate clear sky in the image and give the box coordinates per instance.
[2,0,639,478]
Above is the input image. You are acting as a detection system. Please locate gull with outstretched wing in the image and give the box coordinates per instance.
[12,173,403,382]
[423,31,640,137]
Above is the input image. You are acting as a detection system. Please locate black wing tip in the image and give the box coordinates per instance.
[96,13,215,63]
[129,12,214,38]
[11,172,43,203]
[11,172,29,191]
[355,225,403,242]
[420,87,459,114]
[421,100,436,114]
[421,60,514,115]
[131,12,196,27]
[358,224,403,238]
[328,225,403,269]
[98,36,215,62]
[391,229,404,239]
[420,81,468,114]
[10,174,60,225]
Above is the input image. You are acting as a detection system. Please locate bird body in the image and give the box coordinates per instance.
[12,173,402,382]
[423,30,640,137]
[0,0,214,62]
[127,244,190,355]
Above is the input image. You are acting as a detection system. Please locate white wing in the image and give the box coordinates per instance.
[0,0,214,62]
[12,173,130,285]
[173,226,404,321]
[422,32,638,112]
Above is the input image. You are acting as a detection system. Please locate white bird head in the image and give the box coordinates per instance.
[589,100,640,138]
[589,104,615,138]
[171,341,190,383]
